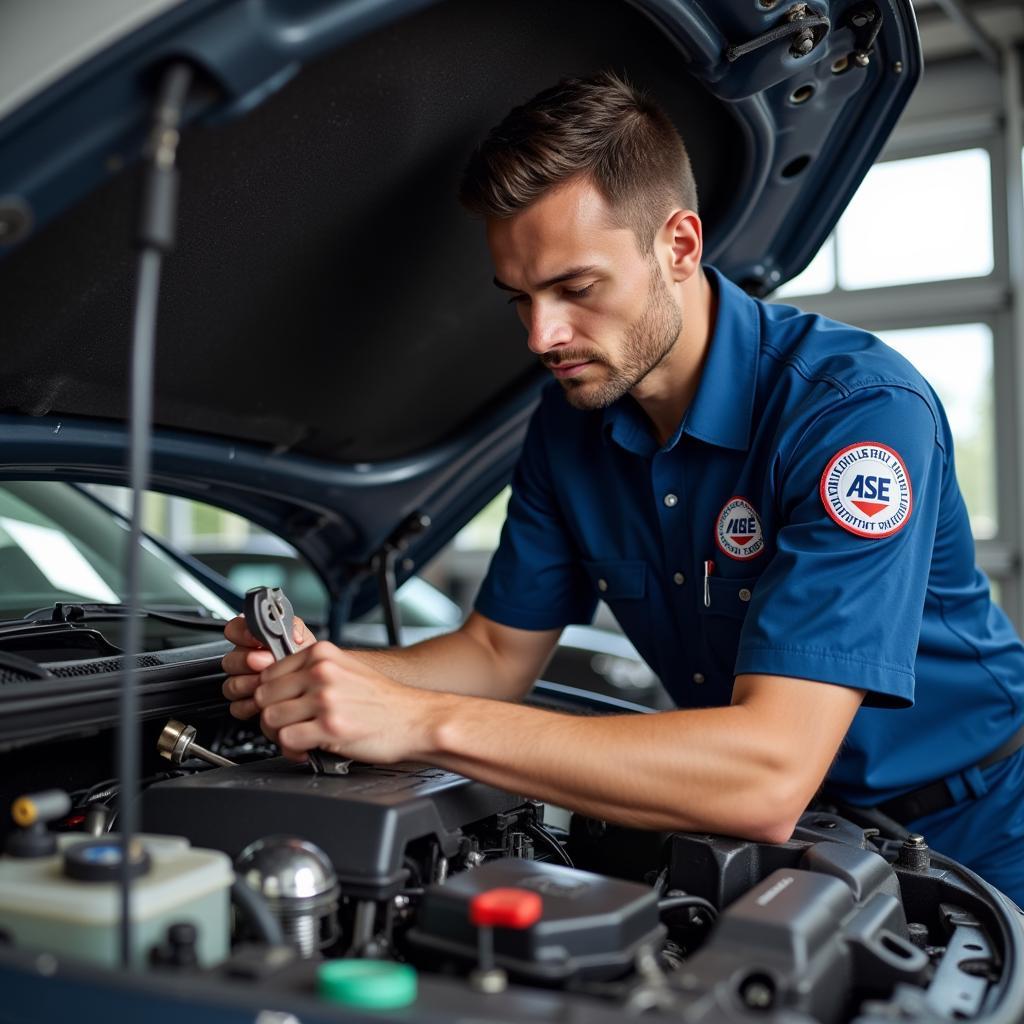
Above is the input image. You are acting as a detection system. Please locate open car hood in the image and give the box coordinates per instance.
[0,0,921,610]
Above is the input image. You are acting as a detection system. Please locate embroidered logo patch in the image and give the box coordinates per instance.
[716,497,765,560]
[820,442,913,538]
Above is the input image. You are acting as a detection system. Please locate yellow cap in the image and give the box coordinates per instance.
[12,797,37,827]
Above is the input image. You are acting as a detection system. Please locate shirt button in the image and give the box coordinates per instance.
[597,578,608,592]
[663,493,678,508]
[673,572,685,585]
[693,672,705,685]
[738,588,752,602]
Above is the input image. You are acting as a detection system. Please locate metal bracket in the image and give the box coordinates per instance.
[365,511,432,646]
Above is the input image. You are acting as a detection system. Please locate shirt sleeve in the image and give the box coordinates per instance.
[734,384,946,708]
[473,392,598,630]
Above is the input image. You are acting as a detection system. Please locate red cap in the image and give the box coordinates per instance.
[469,888,543,929]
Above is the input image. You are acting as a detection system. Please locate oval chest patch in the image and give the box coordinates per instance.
[819,442,913,538]
[716,497,765,560]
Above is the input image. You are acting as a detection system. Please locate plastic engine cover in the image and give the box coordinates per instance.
[140,759,523,900]
[407,857,664,982]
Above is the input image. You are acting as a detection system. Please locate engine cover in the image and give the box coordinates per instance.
[140,759,523,899]
[407,857,664,982]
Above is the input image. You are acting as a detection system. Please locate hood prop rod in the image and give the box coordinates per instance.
[117,60,194,970]
[351,511,431,647]
[371,511,431,647]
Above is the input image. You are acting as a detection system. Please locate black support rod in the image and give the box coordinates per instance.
[118,61,192,969]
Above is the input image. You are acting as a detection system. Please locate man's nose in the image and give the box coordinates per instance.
[526,307,572,355]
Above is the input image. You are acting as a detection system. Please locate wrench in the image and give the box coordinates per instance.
[244,586,353,775]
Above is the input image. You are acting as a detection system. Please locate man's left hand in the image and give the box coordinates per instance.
[253,641,445,764]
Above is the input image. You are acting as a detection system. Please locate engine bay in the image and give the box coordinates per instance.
[1,708,1021,1024]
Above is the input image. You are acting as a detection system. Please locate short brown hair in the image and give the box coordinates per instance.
[459,71,697,253]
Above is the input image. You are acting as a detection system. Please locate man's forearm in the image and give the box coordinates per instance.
[345,629,529,700]
[417,694,800,841]
[251,636,861,843]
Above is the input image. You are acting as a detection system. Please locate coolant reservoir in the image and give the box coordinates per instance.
[0,833,232,967]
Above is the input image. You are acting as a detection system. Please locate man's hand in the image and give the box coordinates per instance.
[252,641,445,764]
[221,613,314,721]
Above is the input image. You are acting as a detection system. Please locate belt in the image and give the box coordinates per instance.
[877,722,1024,824]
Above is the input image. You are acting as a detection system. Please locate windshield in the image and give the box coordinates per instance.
[0,481,236,621]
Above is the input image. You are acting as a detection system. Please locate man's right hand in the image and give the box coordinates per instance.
[221,614,314,721]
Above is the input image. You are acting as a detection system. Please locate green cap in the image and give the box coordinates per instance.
[317,960,418,1010]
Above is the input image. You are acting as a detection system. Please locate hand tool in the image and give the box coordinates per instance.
[244,586,352,775]
[158,719,237,768]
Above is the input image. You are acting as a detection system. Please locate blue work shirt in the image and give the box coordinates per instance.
[475,266,1024,816]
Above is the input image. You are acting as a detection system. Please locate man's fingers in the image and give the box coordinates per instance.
[278,719,334,756]
[260,694,320,731]
[224,615,264,649]
[254,671,314,710]
[259,640,361,683]
[259,643,326,683]
[223,613,313,653]
[222,672,261,701]
[222,647,276,677]
[229,698,258,720]
[293,616,313,647]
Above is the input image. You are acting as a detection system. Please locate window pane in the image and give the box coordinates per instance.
[775,235,835,297]
[453,487,511,550]
[837,149,993,289]
[876,323,995,538]
[87,486,330,627]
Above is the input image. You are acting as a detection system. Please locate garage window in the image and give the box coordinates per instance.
[878,323,996,539]
[836,149,993,289]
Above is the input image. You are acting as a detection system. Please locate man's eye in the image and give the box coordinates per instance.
[564,284,595,299]
[507,294,529,305]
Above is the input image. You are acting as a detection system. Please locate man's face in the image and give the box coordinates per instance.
[486,177,683,410]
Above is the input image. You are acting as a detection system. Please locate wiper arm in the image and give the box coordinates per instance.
[19,603,229,632]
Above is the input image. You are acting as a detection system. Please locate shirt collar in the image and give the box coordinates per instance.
[603,265,760,455]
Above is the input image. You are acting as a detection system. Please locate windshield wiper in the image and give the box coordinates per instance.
[17,603,230,632]
[0,649,52,681]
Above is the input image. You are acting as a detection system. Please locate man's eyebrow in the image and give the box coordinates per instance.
[492,265,599,293]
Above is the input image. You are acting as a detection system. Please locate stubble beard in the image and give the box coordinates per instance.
[556,264,683,411]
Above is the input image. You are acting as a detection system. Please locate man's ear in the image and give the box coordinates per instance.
[661,208,703,283]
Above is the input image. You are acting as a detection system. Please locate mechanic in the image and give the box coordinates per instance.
[221,72,1024,903]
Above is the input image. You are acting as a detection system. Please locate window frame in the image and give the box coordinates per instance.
[771,57,1024,626]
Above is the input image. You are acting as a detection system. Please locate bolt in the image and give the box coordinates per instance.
[899,833,931,872]
[853,50,871,68]
[791,34,815,56]
[907,922,930,949]
[851,10,875,27]
[465,850,485,868]
[393,894,410,909]
[893,60,904,73]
